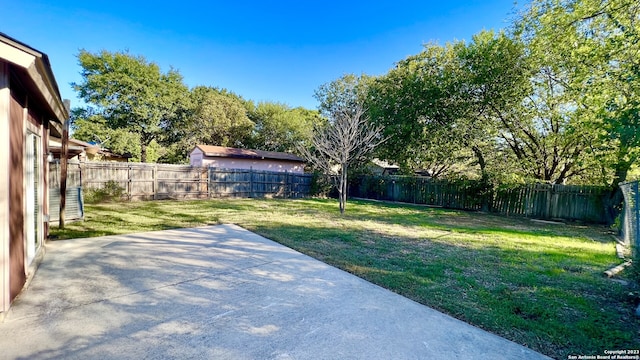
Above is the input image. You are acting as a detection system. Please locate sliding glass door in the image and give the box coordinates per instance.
[25,132,41,266]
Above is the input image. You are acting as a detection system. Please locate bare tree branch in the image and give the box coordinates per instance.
[298,102,386,213]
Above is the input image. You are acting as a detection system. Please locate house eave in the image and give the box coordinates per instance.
[194,144,305,163]
[0,33,69,126]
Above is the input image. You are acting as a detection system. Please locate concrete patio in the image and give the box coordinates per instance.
[0,224,550,359]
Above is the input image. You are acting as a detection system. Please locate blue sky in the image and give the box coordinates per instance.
[3,0,522,110]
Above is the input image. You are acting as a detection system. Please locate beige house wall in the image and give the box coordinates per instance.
[190,148,304,173]
[201,157,304,174]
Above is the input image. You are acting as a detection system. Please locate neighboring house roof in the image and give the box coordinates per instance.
[49,137,94,159]
[70,138,100,154]
[49,137,132,160]
[0,32,67,136]
[193,145,305,163]
[367,159,400,176]
[371,159,399,170]
[97,148,133,161]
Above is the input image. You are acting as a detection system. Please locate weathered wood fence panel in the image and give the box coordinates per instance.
[155,164,208,200]
[75,162,312,200]
[351,176,485,210]
[208,168,306,198]
[350,175,611,223]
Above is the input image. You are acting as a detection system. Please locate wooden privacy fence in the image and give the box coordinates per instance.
[492,183,609,222]
[349,175,612,224]
[75,162,312,200]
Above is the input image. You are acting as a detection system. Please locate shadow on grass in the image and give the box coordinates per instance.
[49,228,119,240]
[343,199,614,243]
[50,201,221,240]
[245,220,638,360]
[46,197,636,359]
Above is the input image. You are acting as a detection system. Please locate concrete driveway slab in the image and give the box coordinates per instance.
[0,224,551,359]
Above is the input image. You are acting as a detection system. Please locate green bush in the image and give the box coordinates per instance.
[309,171,334,197]
[84,180,126,203]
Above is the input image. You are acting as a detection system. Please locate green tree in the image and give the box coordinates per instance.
[72,50,189,162]
[161,86,254,163]
[368,44,465,177]
[452,31,531,183]
[495,64,593,184]
[70,107,140,160]
[316,73,374,119]
[515,0,640,187]
[369,31,529,184]
[245,101,319,154]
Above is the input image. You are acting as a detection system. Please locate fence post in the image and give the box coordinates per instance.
[250,167,254,198]
[525,184,532,217]
[207,167,211,198]
[413,178,416,204]
[284,171,288,198]
[634,182,639,259]
[153,165,157,200]
[545,184,553,220]
[127,165,132,201]
[79,161,84,189]
[202,167,206,198]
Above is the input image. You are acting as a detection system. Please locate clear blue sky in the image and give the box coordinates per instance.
[3,0,522,110]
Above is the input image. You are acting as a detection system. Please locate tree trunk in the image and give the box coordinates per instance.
[604,187,624,226]
[140,141,147,163]
[604,156,634,225]
[339,163,347,214]
[610,157,633,190]
[472,145,491,211]
[472,145,486,173]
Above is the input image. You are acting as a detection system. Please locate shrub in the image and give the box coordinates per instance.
[84,180,126,203]
[309,171,335,197]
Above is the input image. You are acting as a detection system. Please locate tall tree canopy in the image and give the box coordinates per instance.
[316,73,373,120]
[72,50,189,162]
[368,11,640,187]
[70,107,140,159]
[161,86,254,163]
[69,2,640,191]
[368,43,468,176]
[369,31,530,181]
[245,102,320,154]
[515,0,640,187]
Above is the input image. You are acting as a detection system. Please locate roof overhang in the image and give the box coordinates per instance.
[50,136,102,155]
[193,144,305,163]
[0,33,68,135]
[48,145,85,159]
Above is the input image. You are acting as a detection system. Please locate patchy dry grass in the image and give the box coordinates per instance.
[51,198,639,359]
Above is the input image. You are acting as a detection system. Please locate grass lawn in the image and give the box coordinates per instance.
[50,198,639,359]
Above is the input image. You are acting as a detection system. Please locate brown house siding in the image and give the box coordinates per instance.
[9,88,25,301]
[1,61,9,313]
[27,107,37,127]
[1,33,68,313]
